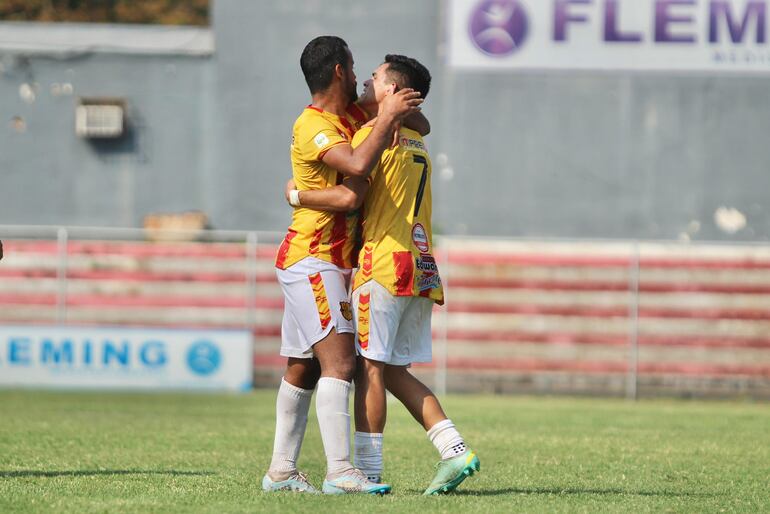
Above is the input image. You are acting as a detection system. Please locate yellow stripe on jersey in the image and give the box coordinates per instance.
[352,127,444,304]
[309,272,331,330]
[275,104,370,270]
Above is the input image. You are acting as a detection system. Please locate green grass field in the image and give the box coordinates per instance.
[0,389,768,513]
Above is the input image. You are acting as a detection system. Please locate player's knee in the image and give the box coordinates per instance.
[326,355,356,382]
[285,359,321,390]
[383,364,409,384]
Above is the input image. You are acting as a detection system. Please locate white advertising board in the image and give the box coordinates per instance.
[0,325,253,392]
[449,0,770,73]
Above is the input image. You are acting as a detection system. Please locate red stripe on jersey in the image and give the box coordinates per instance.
[347,103,369,124]
[338,116,356,140]
[329,172,349,267]
[275,229,297,269]
[329,213,348,267]
[393,251,415,296]
[309,229,323,256]
[306,105,323,113]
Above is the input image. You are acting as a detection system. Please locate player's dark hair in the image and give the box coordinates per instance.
[383,54,431,99]
[300,36,350,94]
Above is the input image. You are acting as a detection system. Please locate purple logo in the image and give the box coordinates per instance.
[469,0,529,57]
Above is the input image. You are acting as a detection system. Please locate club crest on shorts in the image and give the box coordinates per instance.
[339,301,353,321]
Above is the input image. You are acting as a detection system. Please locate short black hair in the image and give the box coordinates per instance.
[383,54,431,99]
[300,36,350,94]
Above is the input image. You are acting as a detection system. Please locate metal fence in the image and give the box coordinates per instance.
[2,224,769,399]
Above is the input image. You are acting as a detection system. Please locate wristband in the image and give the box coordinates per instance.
[289,189,302,207]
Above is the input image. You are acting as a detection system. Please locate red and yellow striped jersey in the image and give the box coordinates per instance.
[275,103,369,270]
[352,126,444,304]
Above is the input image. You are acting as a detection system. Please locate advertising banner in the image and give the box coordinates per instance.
[0,325,253,392]
[449,0,770,73]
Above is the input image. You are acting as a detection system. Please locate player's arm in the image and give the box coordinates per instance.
[403,111,430,136]
[285,177,369,212]
[322,88,422,177]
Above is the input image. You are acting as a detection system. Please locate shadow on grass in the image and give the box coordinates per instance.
[452,487,719,498]
[0,470,215,478]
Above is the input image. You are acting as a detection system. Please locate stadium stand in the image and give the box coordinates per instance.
[1,236,769,398]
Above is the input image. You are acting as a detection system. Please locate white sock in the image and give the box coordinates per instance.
[427,419,467,460]
[354,431,383,482]
[268,378,314,479]
[316,377,354,477]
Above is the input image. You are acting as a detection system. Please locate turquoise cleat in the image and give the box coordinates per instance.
[262,471,319,493]
[423,450,480,496]
[322,468,392,495]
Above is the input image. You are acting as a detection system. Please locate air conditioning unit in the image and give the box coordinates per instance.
[75,98,125,138]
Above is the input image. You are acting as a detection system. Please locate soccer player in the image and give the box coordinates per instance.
[263,36,425,495]
[286,55,480,495]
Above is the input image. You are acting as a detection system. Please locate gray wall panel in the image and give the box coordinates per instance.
[1,53,210,227]
[1,1,768,242]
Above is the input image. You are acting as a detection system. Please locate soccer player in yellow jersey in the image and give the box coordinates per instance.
[289,55,480,496]
[264,36,426,495]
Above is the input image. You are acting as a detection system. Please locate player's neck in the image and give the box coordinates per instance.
[310,89,349,117]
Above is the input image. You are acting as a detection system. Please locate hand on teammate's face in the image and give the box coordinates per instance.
[380,87,422,121]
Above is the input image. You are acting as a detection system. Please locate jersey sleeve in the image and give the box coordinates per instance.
[295,114,349,162]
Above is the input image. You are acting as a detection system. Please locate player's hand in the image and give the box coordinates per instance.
[284,178,296,206]
[380,88,422,122]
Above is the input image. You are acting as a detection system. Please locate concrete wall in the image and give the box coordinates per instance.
[1,1,769,242]
[0,49,211,227]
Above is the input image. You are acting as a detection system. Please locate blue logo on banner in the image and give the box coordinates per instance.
[186,341,221,375]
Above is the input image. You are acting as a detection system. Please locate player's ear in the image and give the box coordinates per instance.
[387,83,398,95]
[335,63,345,79]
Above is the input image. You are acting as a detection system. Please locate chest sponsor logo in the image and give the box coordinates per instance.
[314,132,330,148]
[412,223,430,253]
[400,137,426,151]
[416,255,438,273]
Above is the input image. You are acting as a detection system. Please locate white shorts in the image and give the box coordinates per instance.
[276,257,355,359]
[352,280,433,366]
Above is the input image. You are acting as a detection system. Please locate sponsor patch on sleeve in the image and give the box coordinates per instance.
[314,132,330,149]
